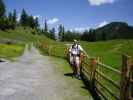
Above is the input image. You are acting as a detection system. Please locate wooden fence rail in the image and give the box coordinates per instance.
[39,43,132,100]
[82,54,133,100]
[64,45,132,100]
[81,57,120,99]
[120,55,133,100]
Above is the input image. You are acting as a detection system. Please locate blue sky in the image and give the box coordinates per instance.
[4,0,133,32]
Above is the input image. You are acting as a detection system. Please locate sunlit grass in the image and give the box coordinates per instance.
[0,43,24,59]
[0,26,54,59]
[81,39,133,69]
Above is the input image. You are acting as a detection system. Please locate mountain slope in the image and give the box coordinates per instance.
[95,22,133,40]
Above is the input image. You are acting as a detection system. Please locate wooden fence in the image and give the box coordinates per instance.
[39,43,133,100]
[120,55,133,100]
[64,44,133,100]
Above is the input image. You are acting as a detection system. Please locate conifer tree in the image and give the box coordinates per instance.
[44,19,48,32]
[0,0,5,18]
[12,9,17,24]
[34,17,39,29]
[20,9,28,26]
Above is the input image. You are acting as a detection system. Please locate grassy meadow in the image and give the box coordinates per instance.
[0,27,53,59]
[45,39,133,70]
[80,40,133,99]
[0,43,24,60]
[0,27,53,44]
[0,27,133,99]
[39,39,133,71]
[81,40,133,69]
[1,27,133,69]
[45,39,133,99]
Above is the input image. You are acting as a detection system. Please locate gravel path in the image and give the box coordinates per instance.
[0,45,92,100]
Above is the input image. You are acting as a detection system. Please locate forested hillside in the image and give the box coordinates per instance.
[81,22,133,41]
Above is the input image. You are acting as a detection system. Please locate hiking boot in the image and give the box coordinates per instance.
[75,74,81,80]
[75,74,79,78]
[77,75,82,80]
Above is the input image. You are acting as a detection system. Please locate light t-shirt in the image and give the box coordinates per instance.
[69,44,83,55]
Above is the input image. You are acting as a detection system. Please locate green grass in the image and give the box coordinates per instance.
[1,27,133,68]
[0,43,24,60]
[0,27,54,59]
[36,39,66,58]
[81,39,133,69]
[39,39,133,70]
[80,40,133,99]
[0,27,54,44]
[1,27,132,99]
[49,44,66,58]
[50,57,91,97]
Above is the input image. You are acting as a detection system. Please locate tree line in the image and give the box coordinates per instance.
[80,22,133,41]
[0,0,105,41]
[1,0,133,42]
[56,22,133,42]
[0,0,56,39]
[0,0,39,30]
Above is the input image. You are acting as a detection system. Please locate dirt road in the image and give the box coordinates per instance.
[0,45,92,100]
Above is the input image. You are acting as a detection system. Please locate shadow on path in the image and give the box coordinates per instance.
[64,73,73,78]
[82,75,101,100]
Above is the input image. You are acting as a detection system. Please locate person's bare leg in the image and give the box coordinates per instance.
[72,56,76,76]
[75,57,81,79]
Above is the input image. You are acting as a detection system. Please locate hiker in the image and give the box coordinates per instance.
[69,39,84,80]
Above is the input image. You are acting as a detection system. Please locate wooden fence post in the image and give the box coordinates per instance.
[64,47,69,60]
[96,57,100,85]
[120,55,131,100]
[90,58,97,88]
[131,66,133,99]
[80,52,84,66]
[129,65,133,99]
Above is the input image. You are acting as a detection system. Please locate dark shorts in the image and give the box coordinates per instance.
[71,54,80,57]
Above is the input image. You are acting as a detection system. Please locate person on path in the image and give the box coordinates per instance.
[69,40,84,80]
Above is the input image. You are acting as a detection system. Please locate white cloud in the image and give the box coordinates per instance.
[33,15,42,19]
[70,27,90,33]
[98,21,108,28]
[88,0,115,6]
[47,18,59,25]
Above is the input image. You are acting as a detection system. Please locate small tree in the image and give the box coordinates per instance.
[49,28,56,40]
[58,25,62,40]
[44,19,48,32]
[12,9,17,25]
[58,24,65,41]
[20,9,28,27]
[81,30,90,41]
[89,29,96,42]
[27,15,34,28]
[8,12,14,29]
[0,0,6,30]
[8,12,13,21]
[0,0,5,18]
[34,17,39,29]
[62,26,65,41]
